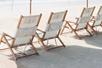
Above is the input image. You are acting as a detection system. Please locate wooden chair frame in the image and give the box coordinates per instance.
[87,6,102,33]
[36,10,67,51]
[61,7,95,39]
[0,14,42,60]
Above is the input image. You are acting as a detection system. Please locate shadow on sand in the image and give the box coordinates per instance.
[83,32,102,48]
[14,45,102,68]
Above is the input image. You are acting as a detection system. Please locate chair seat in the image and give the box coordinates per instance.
[94,15,102,26]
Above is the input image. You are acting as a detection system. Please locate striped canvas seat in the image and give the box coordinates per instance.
[82,7,95,17]
[14,26,37,45]
[94,15,102,26]
[14,15,40,46]
[88,6,102,33]
[77,16,91,29]
[76,7,95,29]
[44,12,65,39]
[93,6,102,26]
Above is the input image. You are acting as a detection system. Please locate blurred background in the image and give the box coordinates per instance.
[0,0,102,35]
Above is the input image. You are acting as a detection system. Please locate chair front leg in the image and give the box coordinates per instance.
[74,30,81,39]
[36,32,48,51]
[40,39,48,51]
[85,24,93,36]
[30,43,39,55]
[87,23,96,34]
[66,21,81,39]
[100,22,102,27]
[58,37,65,47]
[85,28,93,36]
[3,36,16,60]
[0,34,4,44]
[60,22,68,35]
[66,21,75,32]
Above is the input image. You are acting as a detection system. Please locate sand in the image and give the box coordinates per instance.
[1,30,102,68]
[0,0,102,68]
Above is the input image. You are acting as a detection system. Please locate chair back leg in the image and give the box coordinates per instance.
[58,37,65,47]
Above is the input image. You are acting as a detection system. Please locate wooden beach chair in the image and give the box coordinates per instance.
[61,7,95,39]
[87,6,102,33]
[36,10,67,51]
[0,14,42,59]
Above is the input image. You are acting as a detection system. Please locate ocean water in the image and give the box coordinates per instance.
[0,0,102,34]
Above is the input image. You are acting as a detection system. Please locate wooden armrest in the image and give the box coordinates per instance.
[87,21,94,26]
[89,16,95,22]
[65,20,78,25]
[0,33,14,45]
[90,19,95,22]
[37,29,46,33]
[75,17,79,20]
[3,32,14,39]
[36,29,46,38]
[92,16,96,19]
[65,20,74,23]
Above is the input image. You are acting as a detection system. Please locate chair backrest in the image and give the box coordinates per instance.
[78,7,95,29]
[94,6,102,26]
[14,14,42,45]
[44,10,67,39]
[97,6,102,16]
[81,7,95,17]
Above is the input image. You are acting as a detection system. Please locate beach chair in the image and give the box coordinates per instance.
[87,6,102,33]
[0,14,42,59]
[61,7,95,39]
[36,10,67,51]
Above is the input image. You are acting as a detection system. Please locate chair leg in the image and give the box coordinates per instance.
[60,27,65,35]
[85,28,93,36]
[66,21,81,39]
[100,24,102,29]
[100,23,102,27]
[87,23,96,34]
[8,45,16,60]
[36,33,48,51]
[31,43,39,55]
[58,37,65,47]
[73,30,81,39]
[40,39,48,51]
[3,36,16,60]
[0,36,3,44]
[0,34,5,44]
[60,22,68,35]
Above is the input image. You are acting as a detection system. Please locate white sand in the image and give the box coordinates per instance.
[1,0,102,68]
[1,30,102,68]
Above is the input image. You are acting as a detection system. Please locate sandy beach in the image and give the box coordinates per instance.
[0,0,102,68]
[1,31,102,68]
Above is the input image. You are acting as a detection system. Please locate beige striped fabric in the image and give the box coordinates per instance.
[94,15,102,26]
[44,11,66,39]
[50,11,65,23]
[19,15,39,28]
[98,6,102,15]
[78,16,91,29]
[94,6,102,26]
[77,7,95,29]
[82,7,94,17]
[14,15,40,45]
